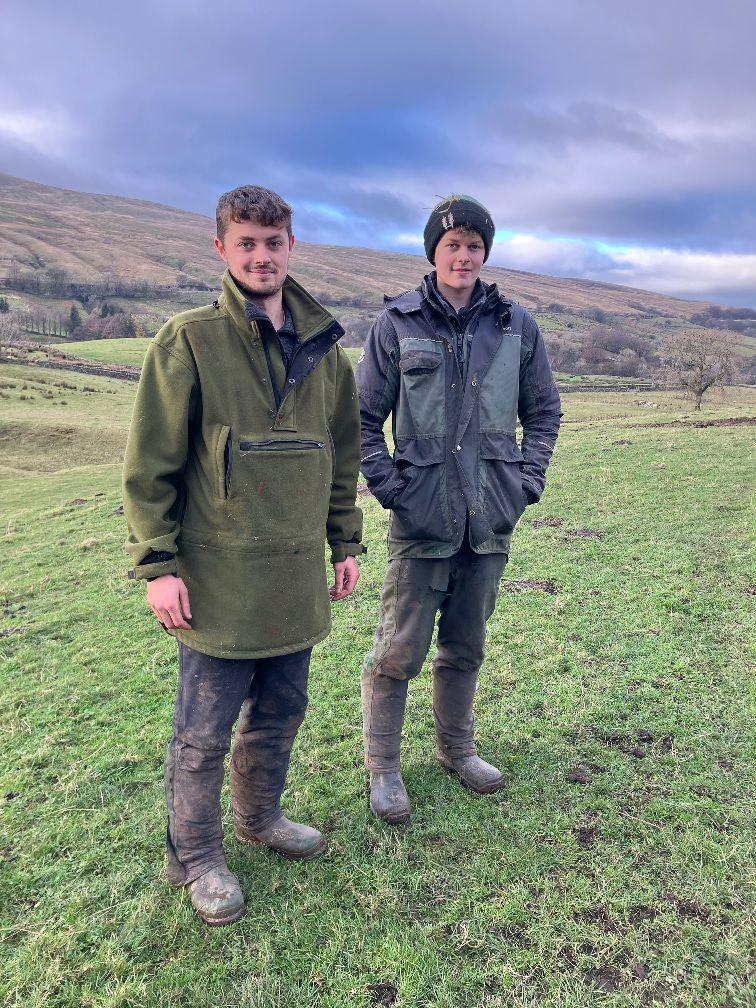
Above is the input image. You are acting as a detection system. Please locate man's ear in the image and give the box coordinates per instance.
[214,236,227,262]
[288,233,296,253]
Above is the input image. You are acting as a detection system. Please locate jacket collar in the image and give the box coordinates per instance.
[384,272,511,317]
[219,269,343,343]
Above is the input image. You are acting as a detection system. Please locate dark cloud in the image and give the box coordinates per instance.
[1,0,755,302]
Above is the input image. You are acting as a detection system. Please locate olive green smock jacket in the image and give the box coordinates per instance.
[123,270,363,659]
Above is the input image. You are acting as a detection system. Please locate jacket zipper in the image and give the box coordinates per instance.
[238,438,325,451]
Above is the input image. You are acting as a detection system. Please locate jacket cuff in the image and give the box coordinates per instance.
[129,558,179,581]
[330,542,367,564]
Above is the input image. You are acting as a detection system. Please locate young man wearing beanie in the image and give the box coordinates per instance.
[356,195,561,823]
[123,185,363,923]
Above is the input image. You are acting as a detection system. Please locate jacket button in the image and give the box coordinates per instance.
[289,378,296,384]
[469,510,476,516]
[455,444,461,451]
[307,356,314,362]
[471,379,477,387]
[451,383,456,389]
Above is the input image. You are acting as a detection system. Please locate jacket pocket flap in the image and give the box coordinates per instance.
[480,432,524,463]
[399,352,441,374]
[394,436,446,467]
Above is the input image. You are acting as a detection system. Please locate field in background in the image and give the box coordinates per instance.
[0,363,754,1008]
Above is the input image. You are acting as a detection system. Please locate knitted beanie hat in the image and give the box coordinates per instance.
[423,194,495,264]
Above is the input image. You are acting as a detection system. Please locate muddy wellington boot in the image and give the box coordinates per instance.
[361,668,411,824]
[235,816,327,860]
[433,665,505,794]
[187,865,246,926]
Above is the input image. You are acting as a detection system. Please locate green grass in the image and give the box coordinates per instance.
[48,340,653,395]
[59,338,153,367]
[0,366,754,1007]
[59,339,360,371]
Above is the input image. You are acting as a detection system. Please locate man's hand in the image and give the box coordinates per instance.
[330,556,360,602]
[146,574,192,630]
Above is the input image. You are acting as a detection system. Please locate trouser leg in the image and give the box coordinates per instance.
[360,668,409,771]
[230,648,311,834]
[432,545,508,757]
[361,558,444,770]
[432,665,479,759]
[165,644,255,886]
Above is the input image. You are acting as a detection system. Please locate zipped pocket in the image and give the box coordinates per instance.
[216,425,232,499]
[224,432,233,497]
[238,439,325,451]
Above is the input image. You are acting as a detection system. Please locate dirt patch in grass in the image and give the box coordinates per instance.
[593,728,667,757]
[566,765,593,784]
[367,981,398,1006]
[666,894,711,921]
[501,579,559,594]
[626,905,659,924]
[531,516,564,528]
[573,824,602,846]
[629,416,756,429]
[584,965,625,992]
[574,906,618,930]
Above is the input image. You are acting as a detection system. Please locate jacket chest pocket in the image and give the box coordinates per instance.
[397,347,445,437]
[224,435,332,540]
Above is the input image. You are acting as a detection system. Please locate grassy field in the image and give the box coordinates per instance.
[0,363,754,1008]
[57,340,361,370]
[60,338,154,368]
[56,339,652,394]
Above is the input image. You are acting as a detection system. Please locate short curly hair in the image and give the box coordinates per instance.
[216,185,292,240]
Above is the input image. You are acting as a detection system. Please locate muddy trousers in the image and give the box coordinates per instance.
[165,643,311,886]
[361,542,508,771]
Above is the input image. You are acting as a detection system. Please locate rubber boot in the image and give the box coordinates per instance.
[235,816,327,860]
[433,664,505,794]
[187,865,246,926]
[361,668,411,824]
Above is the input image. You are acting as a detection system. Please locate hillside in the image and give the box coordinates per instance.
[1,172,753,382]
[0,171,718,316]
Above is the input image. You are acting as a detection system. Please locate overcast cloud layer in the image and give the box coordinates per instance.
[1,0,755,305]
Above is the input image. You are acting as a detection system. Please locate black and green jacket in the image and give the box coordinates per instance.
[123,270,363,659]
[356,273,561,558]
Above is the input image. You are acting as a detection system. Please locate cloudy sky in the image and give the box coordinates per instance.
[2,0,755,306]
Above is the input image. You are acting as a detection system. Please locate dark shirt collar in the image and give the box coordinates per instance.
[426,271,487,322]
[277,301,295,336]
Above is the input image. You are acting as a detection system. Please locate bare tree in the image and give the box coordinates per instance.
[0,312,21,345]
[661,331,739,409]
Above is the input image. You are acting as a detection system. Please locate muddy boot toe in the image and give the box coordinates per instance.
[437,753,505,794]
[235,815,327,860]
[187,866,246,926]
[369,770,411,824]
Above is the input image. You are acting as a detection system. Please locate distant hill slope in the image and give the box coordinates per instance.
[0,171,713,318]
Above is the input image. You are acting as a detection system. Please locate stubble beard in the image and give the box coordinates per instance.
[235,269,284,299]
